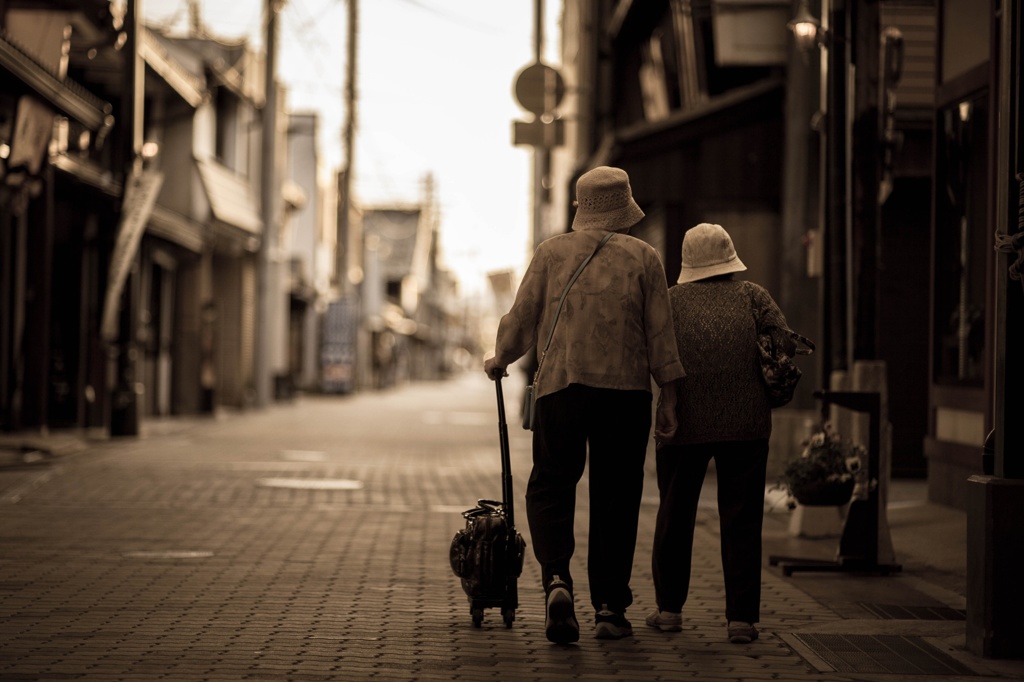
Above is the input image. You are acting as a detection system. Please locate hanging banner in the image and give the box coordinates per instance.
[9,95,54,175]
[100,168,164,341]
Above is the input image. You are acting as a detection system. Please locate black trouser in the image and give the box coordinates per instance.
[526,384,652,614]
[652,439,769,624]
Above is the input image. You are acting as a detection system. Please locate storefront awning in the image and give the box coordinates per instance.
[0,30,113,133]
[50,153,120,195]
[195,156,263,236]
[148,204,205,254]
[140,28,205,108]
[51,156,204,255]
[582,77,786,170]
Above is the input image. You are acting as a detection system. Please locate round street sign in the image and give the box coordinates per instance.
[514,62,565,116]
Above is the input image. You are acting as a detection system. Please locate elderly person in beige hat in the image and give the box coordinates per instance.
[484,166,685,643]
[645,222,795,645]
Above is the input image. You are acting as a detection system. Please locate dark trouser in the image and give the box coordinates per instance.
[652,439,769,624]
[526,384,652,614]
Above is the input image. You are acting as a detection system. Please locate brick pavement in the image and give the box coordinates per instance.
[2,372,1023,681]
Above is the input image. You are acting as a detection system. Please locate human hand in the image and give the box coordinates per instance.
[654,380,678,442]
[483,356,507,380]
[655,404,677,442]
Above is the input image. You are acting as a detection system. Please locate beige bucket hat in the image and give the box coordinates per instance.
[571,166,645,232]
[677,223,747,283]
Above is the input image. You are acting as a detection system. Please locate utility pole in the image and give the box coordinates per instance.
[188,0,202,37]
[337,0,358,292]
[109,0,145,435]
[256,0,283,407]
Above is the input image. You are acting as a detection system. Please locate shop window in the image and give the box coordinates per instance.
[933,93,988,385]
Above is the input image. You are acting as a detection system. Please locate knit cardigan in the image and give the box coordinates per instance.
[661,278,789,445]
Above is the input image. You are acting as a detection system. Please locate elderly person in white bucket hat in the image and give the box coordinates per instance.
[484,166,685,643]
[646,222,796,644]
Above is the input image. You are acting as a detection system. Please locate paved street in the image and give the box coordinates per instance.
[2,371,1023,681]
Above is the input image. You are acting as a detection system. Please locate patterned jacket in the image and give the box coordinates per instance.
[661,278,788,445]
[493,227,685,398]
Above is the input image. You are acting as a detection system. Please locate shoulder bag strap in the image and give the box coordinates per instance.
[538,231,614,365]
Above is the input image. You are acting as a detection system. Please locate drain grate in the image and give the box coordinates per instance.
[860,603,966,621]
[786,633,976,676]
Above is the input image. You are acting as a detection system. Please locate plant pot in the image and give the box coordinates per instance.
[790,478,855,507]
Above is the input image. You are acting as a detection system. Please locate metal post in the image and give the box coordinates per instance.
[993,0,1023,480]
[966,0,1024,660]
[532,0,544,249]
[817,0,830,384]
[823,0,850,376]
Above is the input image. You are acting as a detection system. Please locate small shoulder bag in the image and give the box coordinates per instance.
[748,284,815,408]
[522,231,614,430]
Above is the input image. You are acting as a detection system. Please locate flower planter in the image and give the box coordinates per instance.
[791,478,855,507]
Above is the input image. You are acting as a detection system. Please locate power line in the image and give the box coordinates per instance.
[389,0,502,35]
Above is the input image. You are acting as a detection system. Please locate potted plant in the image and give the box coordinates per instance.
[775,423,866,507]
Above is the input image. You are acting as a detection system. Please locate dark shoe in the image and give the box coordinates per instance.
[727,621,758,644]
[545,578,579,644]
[594,605,633,640]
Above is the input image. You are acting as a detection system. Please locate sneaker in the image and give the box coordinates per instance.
[545,578,579,644]
[594,605,633,640]
[727,621,758,644]
[645,609,683,632]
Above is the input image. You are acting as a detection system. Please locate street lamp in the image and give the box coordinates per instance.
[787,0,822,53]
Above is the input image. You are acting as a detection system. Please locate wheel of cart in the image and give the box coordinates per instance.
[471,608,484,628]
[501,607,515,628]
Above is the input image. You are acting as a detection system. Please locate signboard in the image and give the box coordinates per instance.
[712,0,789,66]
[9,95,54,175]
[514,62,565,116]
[100,168,164,341]
[513,118,565,148]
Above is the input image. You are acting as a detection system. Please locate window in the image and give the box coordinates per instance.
[214,87,238,169]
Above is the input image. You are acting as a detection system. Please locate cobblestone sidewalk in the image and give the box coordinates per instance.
[1,372,1022,680]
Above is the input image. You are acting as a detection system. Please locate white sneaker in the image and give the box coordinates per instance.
[727,621,758,643]
[645,609,683,632]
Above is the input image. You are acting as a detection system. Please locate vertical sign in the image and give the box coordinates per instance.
[100,168,164,341]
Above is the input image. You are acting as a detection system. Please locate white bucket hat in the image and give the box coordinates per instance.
[677,223,747,283]
[571,166,645,232]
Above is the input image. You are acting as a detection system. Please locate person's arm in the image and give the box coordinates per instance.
[751,283,797,355]
[643,252,686,386]
[654,378,679,442]
[482,249,547,380]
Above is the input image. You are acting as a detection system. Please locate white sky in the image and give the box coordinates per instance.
[142,0,561,296]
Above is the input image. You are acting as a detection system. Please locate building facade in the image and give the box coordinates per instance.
[547,0,1024,510]
[0,1,308,437]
